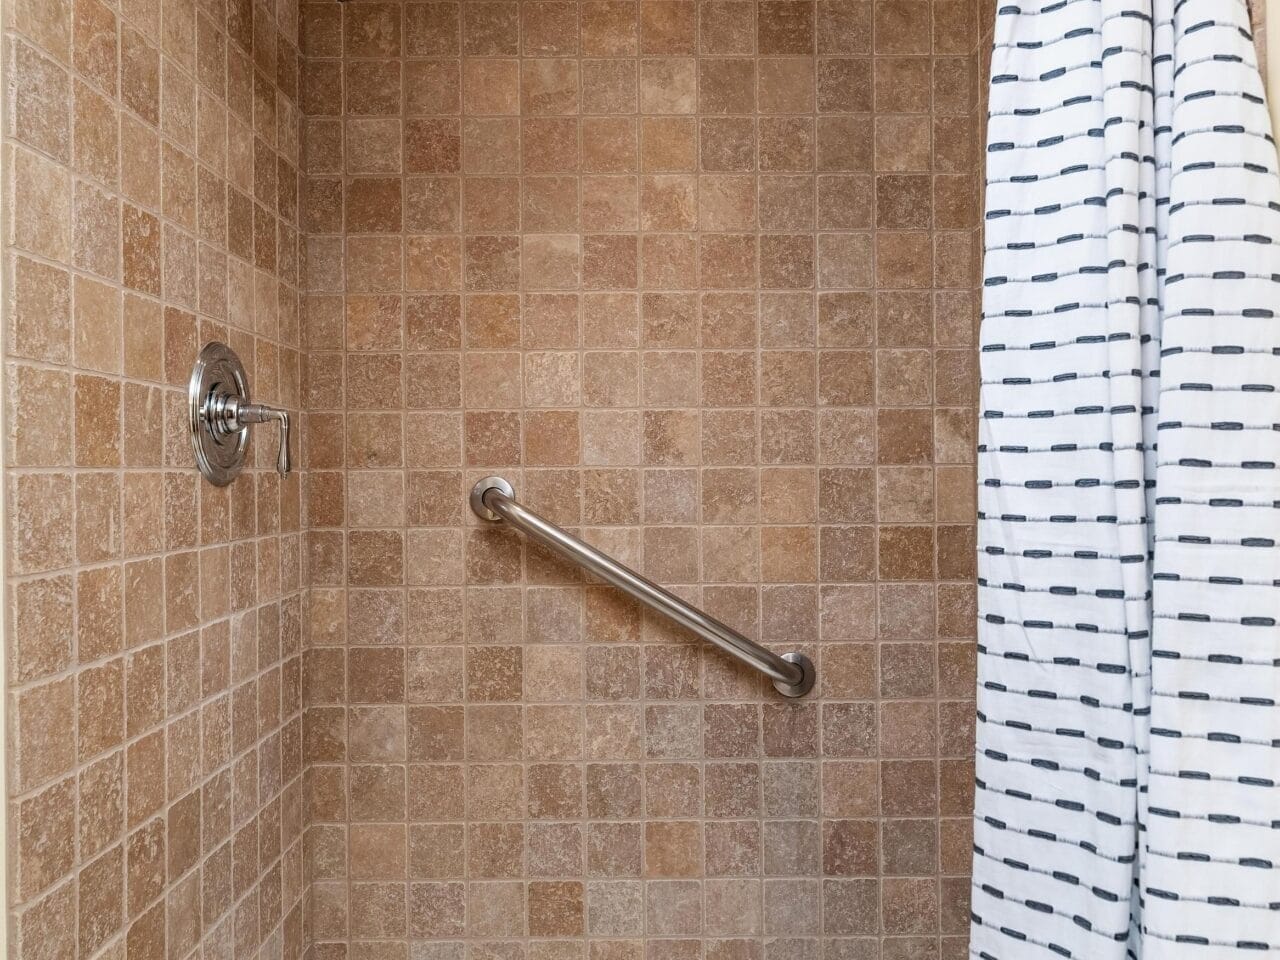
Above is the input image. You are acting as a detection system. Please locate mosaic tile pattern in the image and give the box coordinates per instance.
[4,0,306,956]
[298,1,983,957]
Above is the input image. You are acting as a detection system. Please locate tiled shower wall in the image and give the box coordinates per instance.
[4,0,307,956]
[299,1,982,958]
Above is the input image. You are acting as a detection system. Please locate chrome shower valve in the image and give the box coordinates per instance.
[188,342,292,486]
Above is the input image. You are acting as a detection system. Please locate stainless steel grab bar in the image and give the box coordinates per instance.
[469,476,816,698]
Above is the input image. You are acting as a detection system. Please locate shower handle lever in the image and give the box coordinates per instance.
[214,397,291,476]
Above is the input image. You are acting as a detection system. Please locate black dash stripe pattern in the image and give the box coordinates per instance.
[974,0,1280,956]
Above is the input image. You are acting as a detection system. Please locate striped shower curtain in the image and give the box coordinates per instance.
[973,0,1280,956]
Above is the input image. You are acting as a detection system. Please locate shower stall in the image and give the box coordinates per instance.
[2,0,991,957]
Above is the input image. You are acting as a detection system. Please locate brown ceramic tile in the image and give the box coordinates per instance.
[569,4,626,54]
[641,1,696,54]
[759,1,815,53]
[701,116,757,172]
[523,1,580,56]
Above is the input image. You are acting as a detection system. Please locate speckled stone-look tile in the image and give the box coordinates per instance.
[298,0,982,956]
[4,0,306,957]
[7,0,984,957]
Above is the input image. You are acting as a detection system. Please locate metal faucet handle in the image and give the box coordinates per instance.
[235,402,292,476]
[189,342,292,486]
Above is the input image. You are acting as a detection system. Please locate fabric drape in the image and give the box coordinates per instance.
[973,0,1280,955]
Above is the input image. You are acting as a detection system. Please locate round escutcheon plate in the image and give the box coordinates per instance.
[188,341,251,486]
[470,476,516,521]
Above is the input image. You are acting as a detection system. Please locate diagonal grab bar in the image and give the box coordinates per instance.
[469,476,816,698]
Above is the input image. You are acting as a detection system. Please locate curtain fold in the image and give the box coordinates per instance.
[973,0,1280,955]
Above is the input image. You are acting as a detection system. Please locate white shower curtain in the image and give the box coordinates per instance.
[974,0,1280,956]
